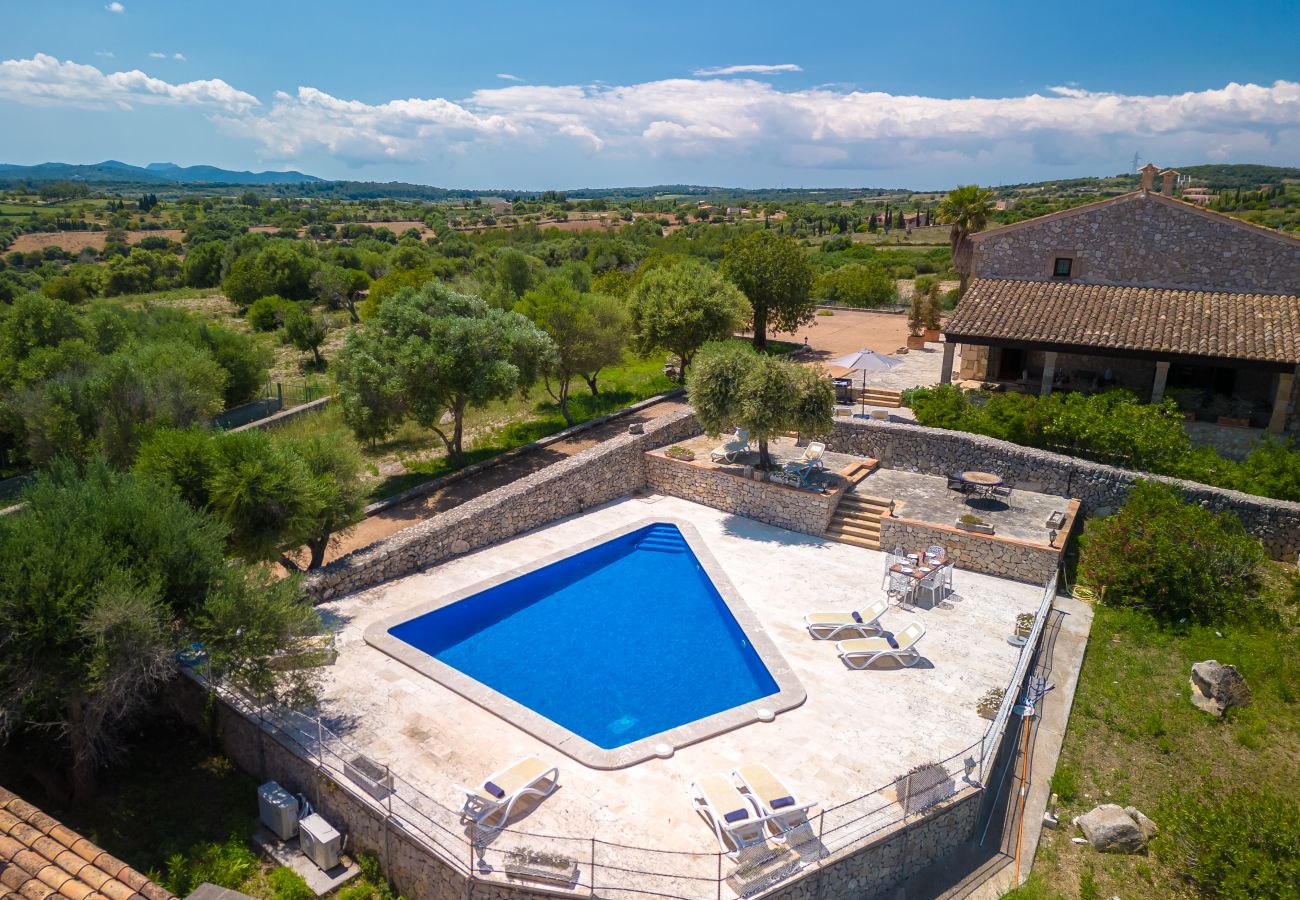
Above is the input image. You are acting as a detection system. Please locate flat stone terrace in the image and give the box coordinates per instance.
[313,495,1043,856]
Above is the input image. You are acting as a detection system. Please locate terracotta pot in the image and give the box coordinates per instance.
[1216,416,1250,429]
[923,328,941,342]
[906,334,927,349]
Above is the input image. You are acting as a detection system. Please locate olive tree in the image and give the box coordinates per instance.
[627,260,750,381]
[688,341,834,467]
[721,231,815,350]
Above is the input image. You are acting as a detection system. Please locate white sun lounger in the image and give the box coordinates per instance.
[456,756,558,830]
[836,621,926,669]
[803,597,888,640]
[783,441,826,472]
[689,772,768,856]
[732,764,816,841]
[710,429,751,463]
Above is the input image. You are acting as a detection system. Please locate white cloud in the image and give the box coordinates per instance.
[174,53,186,61]
[94,50,114,59]
[148,52,166,59]
[496,73,522,82]
[693,64,802,77]
[0,54,258,112]
[105,2,124,12]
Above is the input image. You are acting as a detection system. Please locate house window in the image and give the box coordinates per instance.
[1052,257,1073,278]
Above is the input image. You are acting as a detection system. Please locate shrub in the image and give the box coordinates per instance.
[1156,787,1300,899]
[247,294,295,332]
[268,867,314,900]
[1079,481,1266,622]
[160,835,258,896]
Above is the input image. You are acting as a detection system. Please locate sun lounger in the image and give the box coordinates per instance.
[732,764,815,840]
[689,772,768,856]
[803,597,888,640]
[455,756,558,830]
[836,621,926,669]
[710,429,751,463]
[783,441,826,473]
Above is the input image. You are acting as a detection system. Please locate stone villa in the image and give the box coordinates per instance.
[941,164,1300,434]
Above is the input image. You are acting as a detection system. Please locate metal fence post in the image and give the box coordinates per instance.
[589,838,596,897]
[716,849,722,900]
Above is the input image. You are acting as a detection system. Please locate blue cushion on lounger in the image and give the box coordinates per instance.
[770,796,795,810]
[723,808,749,823]
[882,631,899,649]
[484,781,506,798]
[851,611,863,624]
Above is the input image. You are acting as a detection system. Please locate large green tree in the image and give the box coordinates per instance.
[688,341,834,467]
[627,260,750,381]
[721,230,815,349]
[334,281,555,463]
[936,185,995,296]
[0,458,322,801]
[516,277,628,424]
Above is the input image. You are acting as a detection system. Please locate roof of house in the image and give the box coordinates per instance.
[971,190,1300,248]
[0,785,175,900]
[943,278,1300,366]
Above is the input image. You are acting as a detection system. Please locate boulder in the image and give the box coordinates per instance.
[1124,806,1158,843]
[1076,804,1146,853]
[1189,660,1252,716]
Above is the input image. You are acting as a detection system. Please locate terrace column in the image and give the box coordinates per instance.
[1268,372,1295,435]
[1151,361,1171,403]
[940,342,956,385]
[1039,351,1057,397]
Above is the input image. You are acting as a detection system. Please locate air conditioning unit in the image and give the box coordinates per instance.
[258,782,299,841]
[298,813,342,871]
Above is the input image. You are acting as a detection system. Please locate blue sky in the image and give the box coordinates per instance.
[1,0,1298,189]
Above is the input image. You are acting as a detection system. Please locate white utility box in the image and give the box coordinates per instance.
[298,813,343,871]
[258,782,299,841]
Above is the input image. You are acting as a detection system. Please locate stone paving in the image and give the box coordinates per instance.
[313,495,1045,855]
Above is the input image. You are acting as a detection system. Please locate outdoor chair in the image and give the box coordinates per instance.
[946,475,969,495]
[783,442,826,474]
[732,764,816,842]
[886,569,914,607]
[803,597,888,640]
[689,773,769,857]
[882,545,906,589]
[836,621,927,669]
[710,429,751,464]
[913,565,947,607]
[456,756,559,831]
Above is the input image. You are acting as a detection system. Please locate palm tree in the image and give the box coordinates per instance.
[936,185,996,297]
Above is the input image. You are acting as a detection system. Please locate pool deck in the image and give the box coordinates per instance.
[314,495,1044,855]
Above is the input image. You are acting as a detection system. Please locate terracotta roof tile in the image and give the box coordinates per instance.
[944,278,1300,366]
[0,791,173,900]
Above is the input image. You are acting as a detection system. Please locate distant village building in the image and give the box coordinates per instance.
[1179,186,1214,205]
[489,198,512,214]
[993,199,1016,211]
[942,164,1300,435]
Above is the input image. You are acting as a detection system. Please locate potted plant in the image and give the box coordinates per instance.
[1220,397,1254,428]
[504,847,580,886]
[906,295,927,349]
[976,687,1005,720]
[1166,387,1203,423]
[955,513,994,535]
[917,275,943,341]
[665,445,695,462]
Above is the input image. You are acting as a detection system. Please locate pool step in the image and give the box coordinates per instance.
[636,535,687,553]
[824,492,893,551]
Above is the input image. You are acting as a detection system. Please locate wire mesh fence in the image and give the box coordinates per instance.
[185,572,1060,899]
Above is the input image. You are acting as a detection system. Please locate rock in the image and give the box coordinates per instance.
[1124,806,1158,842]
[449,539,470,555]
[1189,660,1252,716]
[1077,804,1146,853]
[627,422,644,434]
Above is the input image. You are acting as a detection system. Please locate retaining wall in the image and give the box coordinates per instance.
[644,452,843,536]
[827,419,1300,560]
[880,518,1062,585]
[304,407,701,600]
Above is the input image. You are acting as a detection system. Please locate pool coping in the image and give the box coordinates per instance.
[362,516,807,770]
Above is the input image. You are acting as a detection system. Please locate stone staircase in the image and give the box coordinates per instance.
[856,387,903,408]
[825,492,892,550]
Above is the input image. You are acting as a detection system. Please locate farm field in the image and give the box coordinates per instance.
[8,227,185,253]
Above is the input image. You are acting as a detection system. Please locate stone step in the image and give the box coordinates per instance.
[828,521,881,539]
[824,532,881,550]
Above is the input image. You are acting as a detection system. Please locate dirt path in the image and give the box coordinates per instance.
[318,397,687,564]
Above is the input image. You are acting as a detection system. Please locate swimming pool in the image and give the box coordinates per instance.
[367,519,803,767]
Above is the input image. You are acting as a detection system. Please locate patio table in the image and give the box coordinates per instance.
[958,470,1002,501]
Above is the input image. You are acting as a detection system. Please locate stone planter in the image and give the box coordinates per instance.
[906,333,928,350]
[1216,416,1250,429]
[955,520,995,535]
[503,849,580,887]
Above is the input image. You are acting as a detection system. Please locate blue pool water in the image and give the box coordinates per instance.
[388,523,778,749]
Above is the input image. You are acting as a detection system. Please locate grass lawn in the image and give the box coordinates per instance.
[1016,564,1300,899]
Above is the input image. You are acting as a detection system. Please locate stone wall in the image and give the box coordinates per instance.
[973,192,1300,293]
[880,517,1062,585]
[645,452,843,536]
[764,789,982,900]
[825,418,1300,560]
[304,407,701,601]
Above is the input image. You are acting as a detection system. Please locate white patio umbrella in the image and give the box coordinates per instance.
[828,349,903,416]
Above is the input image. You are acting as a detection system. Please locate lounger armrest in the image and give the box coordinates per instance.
[454,782,492,802]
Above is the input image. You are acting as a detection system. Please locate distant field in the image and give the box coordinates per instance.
[8,228,186,253]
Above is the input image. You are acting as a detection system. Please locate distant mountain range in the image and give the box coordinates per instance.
[0,160,321,185]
